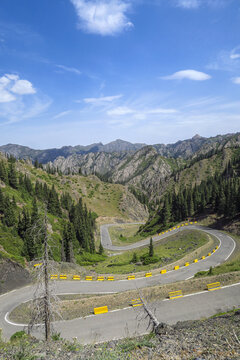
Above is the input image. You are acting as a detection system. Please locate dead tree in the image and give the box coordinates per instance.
[27,207,61,342]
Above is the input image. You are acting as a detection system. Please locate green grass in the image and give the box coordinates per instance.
[88,229,209,274]
[108,224,144,245]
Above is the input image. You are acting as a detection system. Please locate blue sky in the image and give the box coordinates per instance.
[0,0,240,148]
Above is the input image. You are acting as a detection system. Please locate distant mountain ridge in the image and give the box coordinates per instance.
[0,139,147,163]
[0,133,239,163]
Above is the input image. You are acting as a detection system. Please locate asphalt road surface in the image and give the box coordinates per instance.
[0,225,238,344]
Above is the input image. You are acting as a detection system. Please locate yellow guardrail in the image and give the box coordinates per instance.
[145,272,152,277]
[161,269,167,274]
[86,276,93,281]
[207,282,221,291]
[94,306,108,315]
[107,276,114,281]
[174,265,179,270]
[128,275,135,280]
[185,262,189,267]
[59,275,67,280]
[97,276,104,281]
[131,298,143,307]
[169,290,183,300]
[194,259,198,263]
[72,275,80,280]
[50,274,58,280]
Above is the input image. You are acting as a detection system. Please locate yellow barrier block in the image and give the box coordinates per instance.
[107,276,114,281]
[131,298,143,307]
[216,246,219,250]
[194,221,197,224]
[94,306,108,315]
[50,274,58,280]
[145,272,152,277]
[161,269,167,274]
[181,224,184,227]
[86,276,93,281]
[177,226,180,228]
[73,275,80,280]
[128,275,135,280]
[34,263,43,267]
[97,276,104,281]
[173,227,176,230]
[174,265,179,270]
[207,282,221,291]
[194,259,198,263]
[208,253,211,257]
[212,249,215,253]
[202,255,205,259]
[185,262,189,267]
[169,290,183,300]
[59,275,67,280]
[185,223,189,226]
[190,222,193,224]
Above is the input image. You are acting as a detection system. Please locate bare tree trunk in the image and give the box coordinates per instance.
[44,209,51,342]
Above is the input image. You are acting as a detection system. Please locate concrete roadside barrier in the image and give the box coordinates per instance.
[72,275,80,280]
[145,272,152,277]
[128,275,135,280]
[131,298,143,307]
[185,262,189,267]
[50,274,58,280]
[169,290,183,300]
[97,276,104,281]
[107,276,114,281]
[194,259,198,263]
[202,256,205,260]
[208,253,211,257]
[161,269,167,274]
[86,276,93,281]
[94,306,108,315]
[207,282,221,291]
[59,275,67,280]
[174,265,179,270]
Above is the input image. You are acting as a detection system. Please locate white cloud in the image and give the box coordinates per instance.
[0,74,36,102]
[147,108,177,114]
[70,0,133,36]
[107,106,135,116]
[232,77,240,85]
[0,89,16,103]
[11,80,36,95]
[176,0,200,8]
[162,69,211,81]
[6,74,19,81]
[176,0,229,8]
[53,110,72,119]
[83,94,123,104]
[56,64,82,75]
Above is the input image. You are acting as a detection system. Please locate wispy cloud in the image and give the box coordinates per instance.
[162,69,211,81]
[107,106,135,116]
[175,0,229,9]
[70,0,133,36]
[207,46,240,72]
[232,77,240,85]
[52,110,72,119]
[176,0,200,8]
[83,94,123,104]
[56,64,82,75]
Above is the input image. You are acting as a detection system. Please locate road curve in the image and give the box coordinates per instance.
[0,225,237,342]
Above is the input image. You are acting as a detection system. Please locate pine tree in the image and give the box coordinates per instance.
[149,238,154,257]
[8,163,18,189]
[98,242,104,255]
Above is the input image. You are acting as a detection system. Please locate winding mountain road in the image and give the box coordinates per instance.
[0,225,239,344]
